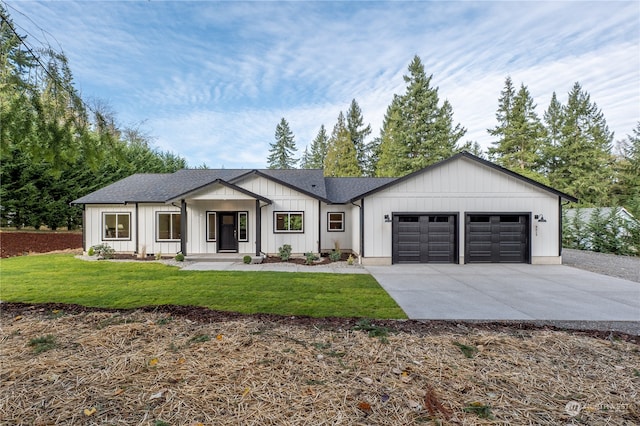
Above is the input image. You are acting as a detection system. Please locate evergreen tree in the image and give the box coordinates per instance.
[487,80,545,181]
[614,122,640,216]
[375,55,465,176]
[324,125,361,177]
[324,112,360,176]
[376,99,405,176]
[460,141,484,158]
[267,118,297,169]
[299,146,311,169]
[345,99,371,174]
[547,83,614,205]
[541,91,564,175]
[307,125,329,169]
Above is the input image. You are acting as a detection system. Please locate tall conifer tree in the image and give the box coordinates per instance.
[375,56,465,176]
[487,79,545,180]
[307,125,329,169]
[324,112,361,176]
[346,99,371,174]
[267,118,298,169]
[546,83,614,205]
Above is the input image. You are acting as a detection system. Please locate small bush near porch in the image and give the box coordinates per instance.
[0,255,405,319]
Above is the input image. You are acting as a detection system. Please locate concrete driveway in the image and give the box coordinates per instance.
[365,264,640,322]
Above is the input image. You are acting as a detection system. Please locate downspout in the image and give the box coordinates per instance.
[318,200,322,254]
[180,199,187,256]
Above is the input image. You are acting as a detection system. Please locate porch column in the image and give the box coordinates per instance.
[180,199,187,256]
[255,200,261,256]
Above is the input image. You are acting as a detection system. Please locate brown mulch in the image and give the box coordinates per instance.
[263,252,351,266]
[1,303,639,425]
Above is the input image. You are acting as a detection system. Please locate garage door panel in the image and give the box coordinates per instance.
[393,214,457,264]
[465,214,529,263]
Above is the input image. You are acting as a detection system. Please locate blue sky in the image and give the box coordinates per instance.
[5,1,639,169]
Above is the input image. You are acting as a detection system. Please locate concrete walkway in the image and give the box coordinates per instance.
[181,262,369,274]
[365,264,640,322]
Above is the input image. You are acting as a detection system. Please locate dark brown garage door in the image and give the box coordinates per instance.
[465,214,530,263]
[392,214,457,264]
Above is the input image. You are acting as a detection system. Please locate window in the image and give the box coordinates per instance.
[238,211,248,241]
[207,212,217,241]
[103,213,130,240]
[327,212,345,232]
[157,212,181,241]
[275,212,304,233]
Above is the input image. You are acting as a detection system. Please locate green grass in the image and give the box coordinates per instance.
[0,254,406,318]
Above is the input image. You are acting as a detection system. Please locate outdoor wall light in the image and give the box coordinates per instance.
[536,214,547,223]
[384,214,392,223]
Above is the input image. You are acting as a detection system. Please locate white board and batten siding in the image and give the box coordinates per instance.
[362,157,561,264]
[320,204,355,253]
[84,204,137,253]
[240,175,320,256]
[138,204,181,256]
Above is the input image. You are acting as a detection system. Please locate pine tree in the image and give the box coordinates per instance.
[375,56,465,176]
[460,141,484,158]
[324,112,361,177]
[487,77,516,158]
[345,99,371,174]
[376,99,406,176]
[547,83,614,205]
[299,146,311,169]
[614,122,640,216]
[487,80,545,181]
[307,125,329,169]
[541,92,564,175]
[267,118,297,169]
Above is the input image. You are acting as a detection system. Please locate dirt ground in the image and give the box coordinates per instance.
[1,303,638,425]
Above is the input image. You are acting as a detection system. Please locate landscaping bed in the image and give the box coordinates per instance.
[2,303,639,425]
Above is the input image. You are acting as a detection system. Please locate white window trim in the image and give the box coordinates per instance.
[274,211,304,233]
[237,211,249,242]
[327,212,345,232]
[102,212,131,241]
[206,211,217,242]
[156,211,181,242]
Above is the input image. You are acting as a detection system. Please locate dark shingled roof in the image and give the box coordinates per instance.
[71,169,385,205]
[325,177,397,203]
[71,153,578,205]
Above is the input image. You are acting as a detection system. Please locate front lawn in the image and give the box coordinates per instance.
[0,254,405,318]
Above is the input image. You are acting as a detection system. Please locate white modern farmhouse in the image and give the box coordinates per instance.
[72,152,577,265]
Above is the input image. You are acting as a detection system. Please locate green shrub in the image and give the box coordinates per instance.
[175,252,185,262]
[243,255,252,264]
[304,252,319,265]
[329,249,341,262]
[347,254,355,265]
[155,251,162,261]
[87,247,95,256]
[278,244,292,261]
[91,244,115,259]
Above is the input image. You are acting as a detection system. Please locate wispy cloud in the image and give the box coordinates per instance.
[7,0,639,168]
